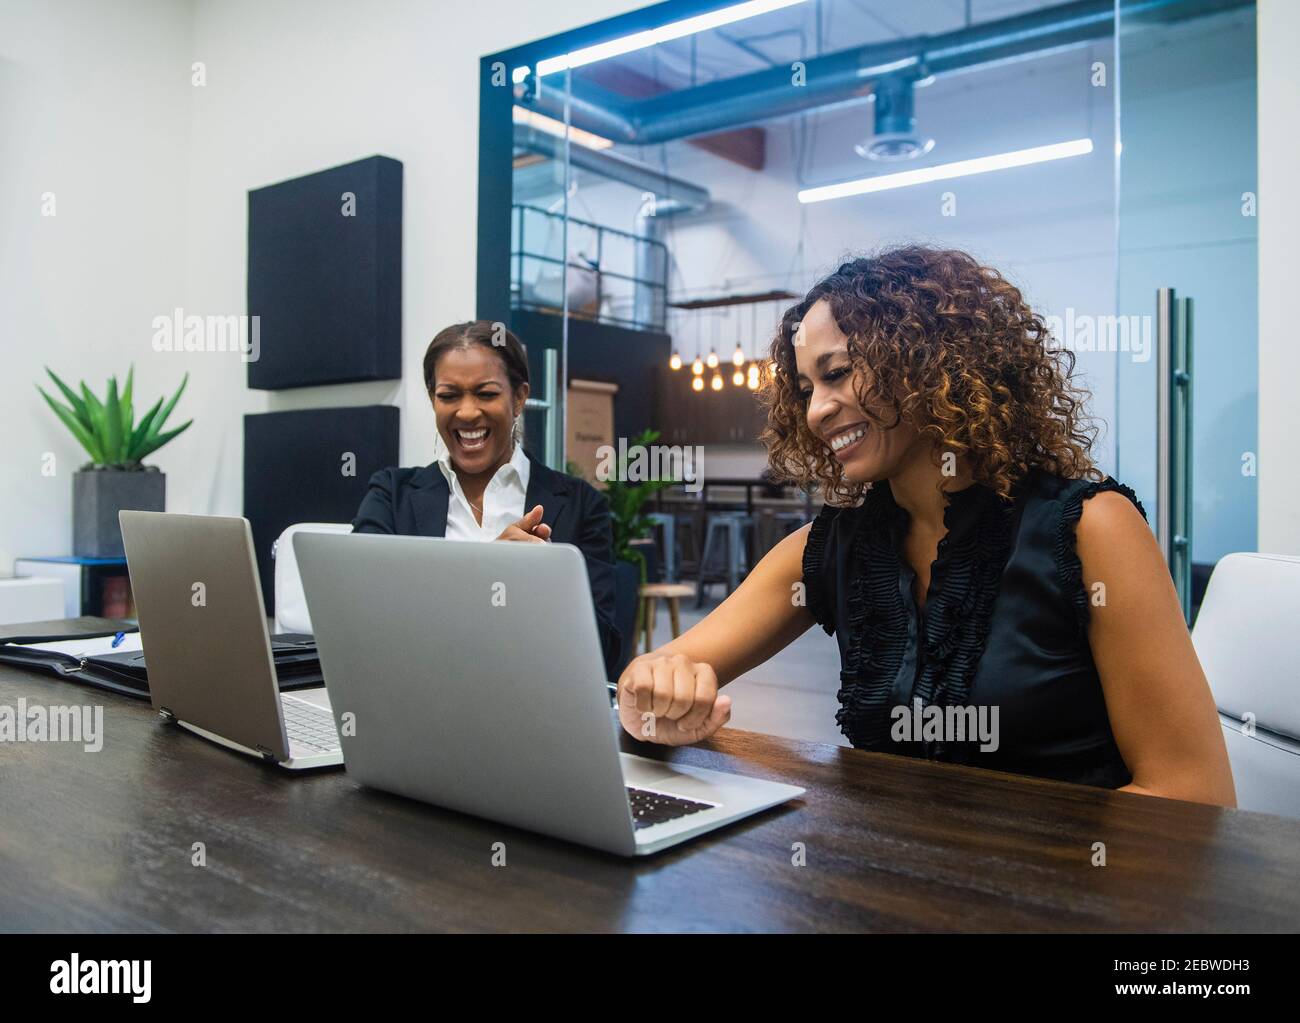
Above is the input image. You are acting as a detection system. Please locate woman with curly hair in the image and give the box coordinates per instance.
[618,246,1235,806]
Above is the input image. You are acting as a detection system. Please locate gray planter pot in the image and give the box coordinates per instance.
[73,467,165,558]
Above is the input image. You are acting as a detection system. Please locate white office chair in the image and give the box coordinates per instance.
[1192,552,1300,818]
[271,522,352,634]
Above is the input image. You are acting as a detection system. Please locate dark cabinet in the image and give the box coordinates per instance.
[656,365,694,444]
[656,367,767,445]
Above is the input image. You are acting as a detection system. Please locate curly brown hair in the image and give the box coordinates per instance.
[760,246,1100,503]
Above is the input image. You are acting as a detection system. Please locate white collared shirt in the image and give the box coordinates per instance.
[437,443,532,542]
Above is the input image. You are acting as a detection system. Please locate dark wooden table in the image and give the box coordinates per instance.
[2,664,1298,933]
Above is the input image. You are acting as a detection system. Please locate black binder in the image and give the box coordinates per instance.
[0,618,324,700]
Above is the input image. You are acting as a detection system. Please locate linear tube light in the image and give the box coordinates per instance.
[797,138,1094,204]
[512,106,614,149]
[525,0,808,80]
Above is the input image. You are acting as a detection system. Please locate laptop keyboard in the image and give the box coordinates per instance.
[626,786,715,830]
[281,696,341,755]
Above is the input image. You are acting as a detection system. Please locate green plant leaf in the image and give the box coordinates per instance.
[126,396,164,462]
[133,419,192,461]
[41,371,193,467]
[80,381,106,431]
[603,427,679,562]
[104,376,125,465]
[38,387,104,463]
[45,368,91,429]
[148,371,188,438]
[78,382,110,464]
[121,365,134,441]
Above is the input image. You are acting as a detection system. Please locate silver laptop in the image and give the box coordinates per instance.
[294,531,804,856]
[119,511,342,770]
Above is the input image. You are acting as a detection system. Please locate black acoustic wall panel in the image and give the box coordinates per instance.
[247,155,402,390]
[244,405,399,610]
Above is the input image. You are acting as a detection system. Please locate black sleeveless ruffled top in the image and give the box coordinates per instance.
[802,469,1143,789]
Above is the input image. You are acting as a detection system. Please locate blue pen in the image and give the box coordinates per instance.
[111,631,126,649]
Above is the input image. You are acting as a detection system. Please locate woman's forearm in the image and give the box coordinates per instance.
[626,526,815,688]
[1118,773,1236,808]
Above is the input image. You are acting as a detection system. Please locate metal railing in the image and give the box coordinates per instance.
[510,204,669,333]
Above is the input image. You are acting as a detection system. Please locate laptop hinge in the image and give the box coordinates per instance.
[255,746,278,762]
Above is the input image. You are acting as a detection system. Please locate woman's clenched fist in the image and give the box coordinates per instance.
[617,652,732,746]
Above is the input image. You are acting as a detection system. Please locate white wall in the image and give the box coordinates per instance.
[1257,0,1300,554]
[0,0,646,571]
[0,0,193,570]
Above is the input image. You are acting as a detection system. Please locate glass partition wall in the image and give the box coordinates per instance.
[481,0,1258,620]
[1115,0,1258,617]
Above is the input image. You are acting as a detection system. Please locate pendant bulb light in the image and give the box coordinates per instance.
[692,375,705,392]
[710,373,723,391]
[669,349,682,371]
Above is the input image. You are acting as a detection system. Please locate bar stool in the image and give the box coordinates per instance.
[639,582,696,653]
[696,512,755,607]
[754,508,802,559]
[646,512,676,582]
[627,538,659,589]
[673,506,705,580]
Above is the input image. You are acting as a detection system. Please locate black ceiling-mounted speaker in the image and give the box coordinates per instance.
[247,155,402,390]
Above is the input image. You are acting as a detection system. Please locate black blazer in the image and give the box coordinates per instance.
[351,452,622,679]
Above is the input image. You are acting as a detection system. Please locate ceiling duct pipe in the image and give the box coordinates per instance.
[518,77,640,145]
[513,124,710,215]
[634,198,665,332]
[518,0,1251,146]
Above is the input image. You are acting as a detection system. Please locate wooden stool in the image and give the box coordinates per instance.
[638,582,696,653]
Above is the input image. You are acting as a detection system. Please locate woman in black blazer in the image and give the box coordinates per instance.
[352,320,622,678]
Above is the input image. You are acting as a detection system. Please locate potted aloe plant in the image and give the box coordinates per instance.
[38,366,192,558]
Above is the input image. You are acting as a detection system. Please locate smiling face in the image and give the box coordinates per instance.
[430,344,528,476]
[794,298,923,486]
